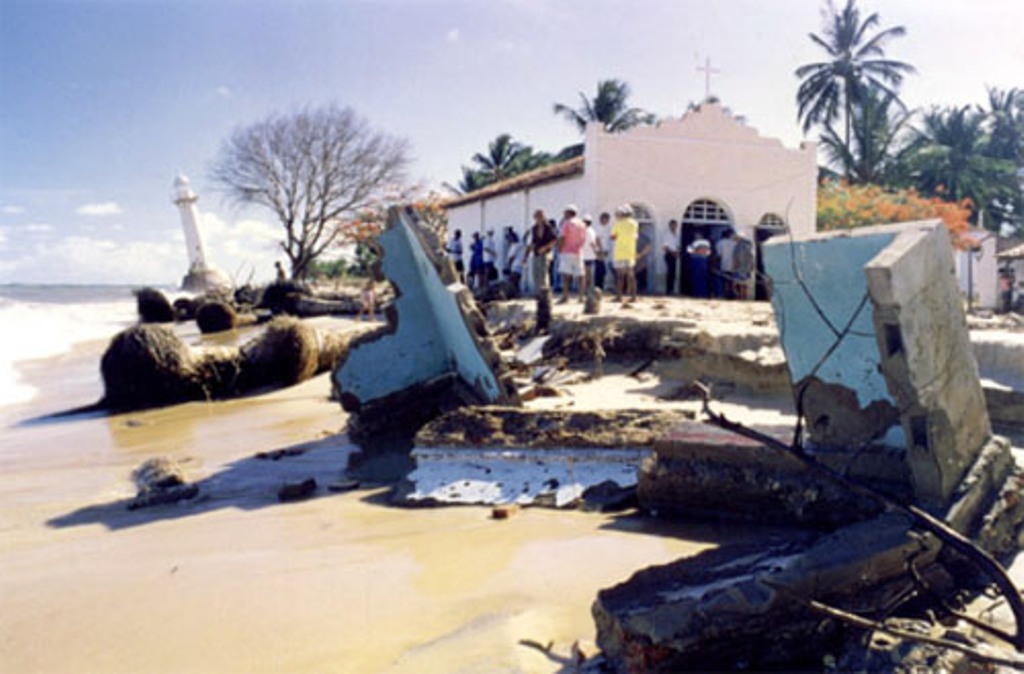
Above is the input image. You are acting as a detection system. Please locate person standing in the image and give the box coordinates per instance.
[610,204,640,304]
[469,231,485,290]
[663,220,680,295]
[504,228,525,294]
[483,229,498,283]
[687,237,712,298]
[581,214,598,297]
[999,267,1016,313]
[731,231,755,301]
[557,205,586,303]
[714,228,737,299]
[528,209,556,297]
[595,211,613,292]
[447,229,465,284]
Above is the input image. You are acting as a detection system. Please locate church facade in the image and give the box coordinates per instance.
[444,101,818,297]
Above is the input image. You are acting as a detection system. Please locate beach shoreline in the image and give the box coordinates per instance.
[1,306,746,673]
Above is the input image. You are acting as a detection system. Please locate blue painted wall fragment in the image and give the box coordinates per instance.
[335,207,514,410]
[762,225,905,448]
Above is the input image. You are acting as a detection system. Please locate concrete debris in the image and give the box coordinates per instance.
[593,513,939,672]
[592,221,1024,673]
[404,446,649,508]
[333,207,520,439]
[128,457,199,510]
[399,407,683,508]
[277,478,317,502]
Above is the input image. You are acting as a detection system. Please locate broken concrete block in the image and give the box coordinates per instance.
[761,223,908,451]
[638,420,903,527]
[400,407,683,507]
[333,208,519,437]
[864,222,992,508]
[762,220,994,510]
[593,512,939,672]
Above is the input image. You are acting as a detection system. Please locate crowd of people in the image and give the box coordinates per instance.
[445,204,756,303]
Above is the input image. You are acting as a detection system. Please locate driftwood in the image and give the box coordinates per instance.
[696,382,1024,653]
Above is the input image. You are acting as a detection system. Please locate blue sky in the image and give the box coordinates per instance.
[1,0,1022,285]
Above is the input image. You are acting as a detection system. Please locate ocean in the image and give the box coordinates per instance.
[0,284,144,408]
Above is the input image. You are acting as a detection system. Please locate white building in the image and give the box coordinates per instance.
[444,101,818,297]
[954,227,1000,310]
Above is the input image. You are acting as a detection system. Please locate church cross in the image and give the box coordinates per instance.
[696,56,720,100]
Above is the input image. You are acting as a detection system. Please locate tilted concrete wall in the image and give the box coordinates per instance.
[763,220,993,509]
[335,208,513,408]
[762,225,906,450]
[864,221,991,508]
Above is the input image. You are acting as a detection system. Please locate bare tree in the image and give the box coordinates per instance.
[210,105,410,280]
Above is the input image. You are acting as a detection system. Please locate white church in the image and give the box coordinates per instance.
[444,100,818,298]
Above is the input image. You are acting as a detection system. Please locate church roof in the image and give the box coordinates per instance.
[444,156,585,209]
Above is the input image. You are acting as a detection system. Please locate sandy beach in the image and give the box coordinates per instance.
[0,308,769,674]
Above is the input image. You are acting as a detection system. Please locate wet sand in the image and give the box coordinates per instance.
[0,320,748,673]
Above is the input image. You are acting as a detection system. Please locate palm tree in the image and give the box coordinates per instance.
[909,105,1018,229]
[981,86,1023,163]
[820,85,916,185]
[455,166,489,194]
[472,133,531,183]
[795,0,915,149]
[553,79,656,134]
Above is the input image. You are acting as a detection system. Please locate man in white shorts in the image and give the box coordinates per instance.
[557,204,586,303]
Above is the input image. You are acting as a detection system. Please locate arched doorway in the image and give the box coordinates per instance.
[630,202,656,294]
[755,213,787,300]
[681,198,733,297]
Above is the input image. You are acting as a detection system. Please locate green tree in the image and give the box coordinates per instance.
[981,86,1024,163]
[454,166,489,194]
[908,105,1018,230]
[472,133,530,183]
[452,134,558,194]
[820,85,917,185]
[795,0,915,150]
[553,79,656,134]
[210,105,410,280]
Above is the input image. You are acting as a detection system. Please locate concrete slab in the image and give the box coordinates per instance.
[762,220,994,509]
[404,447,649,507]
[864,222,992,507]
[761,223,909,450]
[639,420,905,527]
[334,208,519,430]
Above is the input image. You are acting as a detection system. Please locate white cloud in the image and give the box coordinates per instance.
[446,28,460,43]
[216,85,232,98]
[0,209,285,285]
[76,202,123,217]
[0,235,180,284]
[198,212,282,281]
[1,205,25,215]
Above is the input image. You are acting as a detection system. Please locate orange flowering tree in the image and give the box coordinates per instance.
[330,185,450,276]
[817,180,974,248]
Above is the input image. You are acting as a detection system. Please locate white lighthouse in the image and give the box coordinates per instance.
[173,174,230,293]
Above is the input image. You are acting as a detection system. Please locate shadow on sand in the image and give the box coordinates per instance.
[47,435,363,531]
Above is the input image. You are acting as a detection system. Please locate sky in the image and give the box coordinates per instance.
[1,0,1022,285]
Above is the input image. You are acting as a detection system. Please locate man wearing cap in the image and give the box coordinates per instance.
[557,204,586,303]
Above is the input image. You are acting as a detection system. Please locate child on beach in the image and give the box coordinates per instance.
[357,278,377,321]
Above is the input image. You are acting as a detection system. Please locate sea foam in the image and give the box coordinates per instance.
[0,287,138,407]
